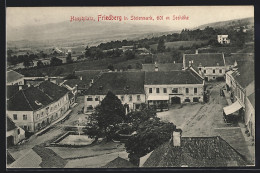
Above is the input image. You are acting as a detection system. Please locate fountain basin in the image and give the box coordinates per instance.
[50,131,95,147]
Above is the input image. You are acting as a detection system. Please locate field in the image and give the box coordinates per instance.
[16,55,147,77]
[150,40,208,50]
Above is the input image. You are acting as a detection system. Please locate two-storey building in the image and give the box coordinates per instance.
[183,53,226,81]
[7,81,70,133]
[144,69,204,109]
[84,72,146,113]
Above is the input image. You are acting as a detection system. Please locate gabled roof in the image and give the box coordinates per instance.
[6,85,27,100]
[7,81,69,111]
[142,63,183,72]
[231,61,254,88]
[7,117,17,131]
[38,81,69,101]
[144,70,203,85]
[225,53,254,66]
[143,136,249,167]
[85,72,145,95]
[248,92,255,109]
[7,70,24,83]
[7,86,53,111]
[102,157,136,168]
[184,53,225,68]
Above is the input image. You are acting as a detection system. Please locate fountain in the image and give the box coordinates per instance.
[51,117,94,146]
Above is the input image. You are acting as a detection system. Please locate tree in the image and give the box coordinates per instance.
[107,64,114,71]
[23,56,33,68]
[125,118,176,166]
[157,38,166,53]
[37,60,44,68]
[86,91,126,141]
[66,52,73,63]
[50,57,62,66]
[124,50,135,60]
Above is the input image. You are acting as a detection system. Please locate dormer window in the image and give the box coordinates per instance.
[35,100,42,106]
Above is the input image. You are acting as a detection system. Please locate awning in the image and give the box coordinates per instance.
[223,101,242,116]
[147,95,169,101]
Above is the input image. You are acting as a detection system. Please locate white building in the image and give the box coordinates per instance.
[6,117,25,147]
[84,72,146,113]
[144,69,204,109]
[7,81,70,132]
[183,53,226,81]
[217,35,230,44]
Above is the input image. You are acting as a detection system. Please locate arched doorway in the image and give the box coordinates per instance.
[171,97,181,104]
[184,98,191,102]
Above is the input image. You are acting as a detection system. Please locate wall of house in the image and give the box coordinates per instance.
[245,81,254,97]
[7,111,34,132]
[33,93,70,132]
[198,66,226,80]
[6,127,25,145]
[84,94,146,113]
[7,78,24,86]
[245,97,255,139]
[144,84,204,103]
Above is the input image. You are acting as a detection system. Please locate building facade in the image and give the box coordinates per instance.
[84,72,146,113]
[7,70,24,86]
[217,35,230,44]
[6,117,25,147]
[144,70,204,109]
[183,53,226,81]
[7,81,70,133]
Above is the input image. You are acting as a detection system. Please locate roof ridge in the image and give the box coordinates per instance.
[21,89,34,111]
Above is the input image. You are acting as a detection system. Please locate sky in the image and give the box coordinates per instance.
[6,6,254,30]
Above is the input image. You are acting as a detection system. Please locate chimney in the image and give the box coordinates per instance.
[79,76,83,80]
[188,61,191,67]
[91,79,94,84]
[120,69,123,72]
[44,76,49,81]
[155,66,158,71]
[115,69,117,72]
[172,129,182,147]
[173,61,176,64]
[19,85,23,90]
[195,49,198,54]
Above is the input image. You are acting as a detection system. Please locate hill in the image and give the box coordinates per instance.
[196,17,254,29]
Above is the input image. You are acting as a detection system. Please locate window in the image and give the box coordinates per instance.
[186,88,189,94]
[219,69,222,73]
[95,96,100,101]
[135,104,141,110]
[163,88,167,93]
[156,88,160,93]
[194,88,197,94]
[129,95,132,102]
[13,114,17,120]
[121,96,125,101]
[149,88,152,93]
[137,95,141,101]
[17,129,20,135]
[41,112,44,117]
[198,68,201,71]
[23,114,27,120]
[213,69,215,74]
[87,97,93,101]
[37,114,40,119]
[204,70,206,74]
[172,88,178,93]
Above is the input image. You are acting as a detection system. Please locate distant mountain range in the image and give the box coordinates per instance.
[7,17,254,49]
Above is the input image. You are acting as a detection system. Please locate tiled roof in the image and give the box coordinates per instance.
[38,81,69,101]
[102,157,136,168]
[7,86,53,111]
[248,92,255,109]
[184,53,225,68]
[85,72,145,95]
[143,136,249,167]
[231,61,254,88]
[7,116,16,131]
[225,53,254,66]
[144,70,203,85]
[6,85,27,100]
[142,63,183,72]
[7,70,24,83]
[7,81,69,111]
